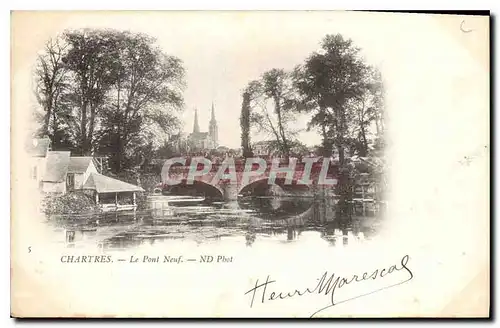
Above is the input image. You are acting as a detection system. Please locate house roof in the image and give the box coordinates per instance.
[42,151,71,182]
[26,138,51,157]
[82,173,144,194]
[68,157,94,173]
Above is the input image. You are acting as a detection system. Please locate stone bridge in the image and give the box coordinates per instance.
[159,157,339,201]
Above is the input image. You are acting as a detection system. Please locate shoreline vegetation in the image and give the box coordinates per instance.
[42,192,101,216]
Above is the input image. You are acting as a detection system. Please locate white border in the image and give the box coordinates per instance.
[3,1,496,327]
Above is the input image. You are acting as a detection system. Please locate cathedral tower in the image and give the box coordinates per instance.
[193,108,200,134]
[209,102,218,147]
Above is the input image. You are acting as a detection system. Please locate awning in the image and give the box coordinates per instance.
[82,173,144,194]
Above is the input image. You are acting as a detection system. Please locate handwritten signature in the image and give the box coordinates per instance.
[244,254,414,317]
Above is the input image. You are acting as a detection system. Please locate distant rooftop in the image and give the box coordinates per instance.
[68,157,94,173]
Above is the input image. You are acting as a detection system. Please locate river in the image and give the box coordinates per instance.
[47,194,384,251]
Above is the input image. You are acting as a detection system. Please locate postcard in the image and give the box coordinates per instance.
[10,11,490,318]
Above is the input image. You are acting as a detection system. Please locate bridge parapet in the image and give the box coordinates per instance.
[160,157,339,195]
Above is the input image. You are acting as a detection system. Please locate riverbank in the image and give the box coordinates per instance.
[41,191,149,217]
[41,192,101,216]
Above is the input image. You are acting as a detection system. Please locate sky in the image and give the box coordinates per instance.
[23,11,395,148]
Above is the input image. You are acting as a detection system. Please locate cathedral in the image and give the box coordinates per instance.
[170,103,219,153]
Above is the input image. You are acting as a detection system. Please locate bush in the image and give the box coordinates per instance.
[42,192,100,216]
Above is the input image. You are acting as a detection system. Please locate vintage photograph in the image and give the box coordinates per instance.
[11,11,489,318]
[27,25,386,251]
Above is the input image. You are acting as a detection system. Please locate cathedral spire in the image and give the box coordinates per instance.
[209,101,218,147]
[193,108,200,133]
[210,101,216,123]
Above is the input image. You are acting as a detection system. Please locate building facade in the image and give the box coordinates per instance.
[171,103,219,153]
[67,157,99,191]
[27,137,51,189]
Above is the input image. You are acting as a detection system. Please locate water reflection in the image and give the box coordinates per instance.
[238,195,313,220]
[50,194,383,251]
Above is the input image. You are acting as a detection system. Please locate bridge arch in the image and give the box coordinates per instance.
[237,177,314,220]
[163,179,224,200]
[238,177,311,197]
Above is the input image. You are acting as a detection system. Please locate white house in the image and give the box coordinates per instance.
[37,148,144,210]
[67,157,98,191]
[26,138,51,188]
[42,154,100,194]
[42,151,71,194]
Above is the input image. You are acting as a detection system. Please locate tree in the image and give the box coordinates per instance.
[62,29,120,155]
[95,32,185,172]
[347,67,384,157]
[33,28,186,173]
[246,69,299,158]
[288,140,309,157]
[34,37,69,145]
[367,68,385,150]
[293,56,333,157]
[155,141,175,158]
[294,34,370,163]
[293,34,372,218]
[240,90,253,157]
